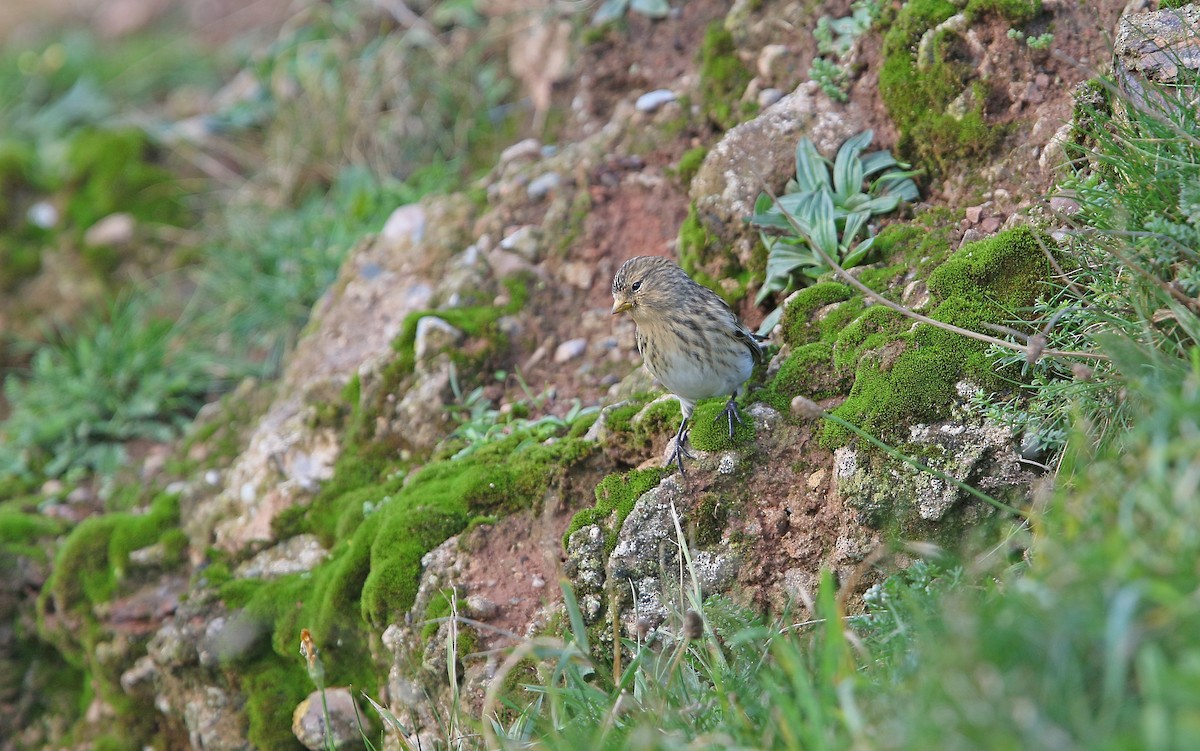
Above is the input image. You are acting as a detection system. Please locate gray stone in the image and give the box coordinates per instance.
[499,137,542,166]
[527,171,563,201]
[608,475,738,633]
[184,686,250,751]
[635,89,677,113]
[834,382,1034,527]
[758,87,784,108]
[1114,4,1200,115]
[499,225,542,261]
[235,534,330,579]
[84,212,135,247]
[413,316,464,362]
[292,687,370,751]
[380,204,426,248]
[554,338,588,363]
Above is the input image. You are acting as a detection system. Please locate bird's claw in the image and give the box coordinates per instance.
[667,429,694,474]
[713,398,744,440]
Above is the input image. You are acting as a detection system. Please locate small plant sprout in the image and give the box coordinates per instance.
[750,130,920,334]
[1007,28,1054,50]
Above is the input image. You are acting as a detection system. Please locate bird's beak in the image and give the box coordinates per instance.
[612,298,632,315]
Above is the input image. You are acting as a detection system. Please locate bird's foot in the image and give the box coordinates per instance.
[713,397,744,440]
[666,429,694,474]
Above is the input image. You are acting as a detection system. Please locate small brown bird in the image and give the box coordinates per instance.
[611,255,764,472]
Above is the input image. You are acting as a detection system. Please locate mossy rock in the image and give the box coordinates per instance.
[677,203,752,306]
[564,467,672,553]
[689,398,756,452]
[878,0,1041,173]
[761,341,849,412]
[820,227,1053,446]
[780,282,857,347]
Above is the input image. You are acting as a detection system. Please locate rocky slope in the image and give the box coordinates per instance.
[5,0,1194,748]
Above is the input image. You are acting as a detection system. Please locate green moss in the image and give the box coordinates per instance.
[242,659,309,751]
[93,735,139,751]
[926,226,1051,308]
[0,508,67,544]
[780,282,855,347]
[422,588,459,641]
[677,203,747,306]
[833,305,909,372]
[964,0,1040,22]
[38,492,181,646]
[0,242,43,290]
[603,400,649,435]
[858,265,907,292]
[698,23,754,130]
[64,127,188,233]
[564,467,672,552]
[384,277,529,389]
[674,146,709,186]
[761,342,843,411]
[879,0,1005,174]
[820,227,1053,447]
[689,398,755,452]
[556,190,593,255]
[690,493,729,547]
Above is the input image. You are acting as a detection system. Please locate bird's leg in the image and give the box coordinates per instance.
[713,394,743,439]
[667,416,694,474]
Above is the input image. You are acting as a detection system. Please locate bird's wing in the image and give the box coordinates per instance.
[732,325,765,366]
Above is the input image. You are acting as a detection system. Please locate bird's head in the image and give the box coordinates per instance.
[611,255,682,318]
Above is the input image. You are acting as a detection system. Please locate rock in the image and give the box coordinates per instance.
[758,88,784,108]
[1039,121,1075,172]
[380,204,426,249]
[560,260,595,290]
[834,383,1034,527]
[235,534,330,579]
[1114,4,1200,114]
[499,138,542,166]
[499,225,542,262]
[26,201,58,229]
[554,338,588,363]
[200,611,265,666]
[564,525,606,622]
[756,44,790,82]
[527,172,563,201]
[901,279,930,311]
[1049,195,1082,215]
[292,687,369,751]
[608,475,737,632]
[195,197,474,553]
[635,89,677,113]
[689,83,865,273]
[84,213,135,247]
[413,317,464,362]
[184,686,251,751]
[464,595,498,621]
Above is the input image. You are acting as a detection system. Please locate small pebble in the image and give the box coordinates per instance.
[554,338,588,363]
[758,88,784,108]
[527,172,562,201]
[635,89,677,113]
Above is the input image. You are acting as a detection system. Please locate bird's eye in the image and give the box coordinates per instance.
[631,281,642,292]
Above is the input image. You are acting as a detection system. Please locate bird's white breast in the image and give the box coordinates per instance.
[652,345,754,404]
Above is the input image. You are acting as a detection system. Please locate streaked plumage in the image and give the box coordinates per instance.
[611,255,763,472]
